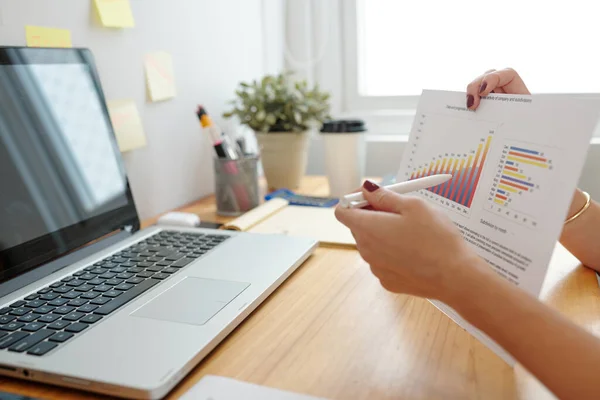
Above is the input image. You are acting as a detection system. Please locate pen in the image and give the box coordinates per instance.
[339,174,453,209]
[196,105,238,160]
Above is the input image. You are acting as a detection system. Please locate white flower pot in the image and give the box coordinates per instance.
[255,131,310,189]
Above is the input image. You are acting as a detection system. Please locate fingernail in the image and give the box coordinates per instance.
[363,180,379,192]
[479,81,487,94]
[466,94,474,108]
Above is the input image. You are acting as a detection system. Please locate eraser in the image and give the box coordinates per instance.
[157,212,201,227]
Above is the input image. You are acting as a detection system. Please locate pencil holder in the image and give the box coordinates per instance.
[213,156,260,216]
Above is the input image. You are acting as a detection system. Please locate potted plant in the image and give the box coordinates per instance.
[223,72,331,189]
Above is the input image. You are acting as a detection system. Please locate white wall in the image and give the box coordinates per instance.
[0,0,284,220]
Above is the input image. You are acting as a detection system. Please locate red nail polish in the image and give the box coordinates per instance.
[466,94,474,108]
[479,81,487,94]
[363,180,379,192]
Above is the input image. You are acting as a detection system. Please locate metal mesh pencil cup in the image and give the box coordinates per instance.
[213,156,260,216]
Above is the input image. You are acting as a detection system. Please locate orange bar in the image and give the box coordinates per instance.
[495,194,508,201]
[500,179,529,191]
[410,172,415,180]
[426,162,435,176]
[504,166,519,172]
[434,158,448,194]
[442,158,459,198]
[432,159,441,175]
[450,159,466,200]
[508,151,547,162]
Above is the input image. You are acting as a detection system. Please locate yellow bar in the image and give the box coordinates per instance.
[502,170,527,180]
[433,159,441,174]
[426,161,435,176]
[439,158,448,175]
[466,155,474,170]
[498,184,518,193]
[494,199,504,205]
[507,156,548,168]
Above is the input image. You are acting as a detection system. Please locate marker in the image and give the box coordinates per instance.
[339,174,453,209]
[196,106,238,159]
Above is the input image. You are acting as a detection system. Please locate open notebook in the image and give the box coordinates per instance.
[221,198,355,247]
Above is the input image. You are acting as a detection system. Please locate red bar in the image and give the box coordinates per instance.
[495,194,508,201]
[467,136,492,208]
[508,151,547,162]
[500,179,529,191]
[410,172,415,180]
[450,160,466,201]
[458,155,475,205]
[442,159,459,198]
[434,159,448,194]
[504,166,518,172]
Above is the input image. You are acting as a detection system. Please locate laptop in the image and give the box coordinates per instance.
[0,47,317,399]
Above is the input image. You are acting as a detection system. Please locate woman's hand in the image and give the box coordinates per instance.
[466,68,530,110]
[335,181,486,304]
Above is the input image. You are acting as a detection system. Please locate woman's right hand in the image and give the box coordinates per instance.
[466,68,530,110]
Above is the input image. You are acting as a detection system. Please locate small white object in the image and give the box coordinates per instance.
[322,131,366,197]
[339,174,453,208]
[179,375,327,400]
[157,212,200,227]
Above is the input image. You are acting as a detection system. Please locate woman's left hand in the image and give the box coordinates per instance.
[335,181,482,303]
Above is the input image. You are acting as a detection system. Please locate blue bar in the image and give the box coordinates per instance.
[497,189,506,195]
[463,167,479,207]
[510,146,539,155]
[505,161,514,166]
[452,167,468,203]
[501,175,534,187]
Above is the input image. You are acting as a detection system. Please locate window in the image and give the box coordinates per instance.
[344,0,600,113]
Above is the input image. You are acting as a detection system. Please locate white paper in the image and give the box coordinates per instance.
[180,375,327,400]
[396,90,600,364]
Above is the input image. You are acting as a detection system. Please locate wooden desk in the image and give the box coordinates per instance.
[1,176,599,399]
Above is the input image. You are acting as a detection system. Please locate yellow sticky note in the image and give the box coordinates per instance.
[94,0,135,28]
[25,26,72,48]
[107,100,147,152]
[145,51,176,102]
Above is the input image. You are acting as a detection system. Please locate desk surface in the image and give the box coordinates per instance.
[1,176,599,400]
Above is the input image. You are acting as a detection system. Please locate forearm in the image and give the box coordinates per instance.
[560,189,600,271]
[449,262,600,400]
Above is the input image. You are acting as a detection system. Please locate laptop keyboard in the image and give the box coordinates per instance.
[0,230,229,356]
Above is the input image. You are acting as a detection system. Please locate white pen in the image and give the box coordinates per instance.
[339,174,453,209]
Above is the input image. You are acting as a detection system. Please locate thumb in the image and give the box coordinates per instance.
[362,180,405,214]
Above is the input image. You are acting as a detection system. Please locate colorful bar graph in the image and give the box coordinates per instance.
[467,136,492,207]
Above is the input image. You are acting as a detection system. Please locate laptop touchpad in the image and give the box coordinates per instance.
[132,277,250,326]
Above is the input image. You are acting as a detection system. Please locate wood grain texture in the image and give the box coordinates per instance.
[1,176,598,400]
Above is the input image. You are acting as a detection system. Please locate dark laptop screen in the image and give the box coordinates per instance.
[0,48,139,283]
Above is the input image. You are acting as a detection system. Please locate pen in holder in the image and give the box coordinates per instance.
[213,155,260,216]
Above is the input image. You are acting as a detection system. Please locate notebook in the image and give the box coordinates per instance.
[221,198,355,247]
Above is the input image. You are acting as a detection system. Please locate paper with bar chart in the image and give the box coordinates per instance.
[397,90,600,365]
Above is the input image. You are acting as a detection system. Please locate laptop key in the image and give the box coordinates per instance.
[90,268,107,275]
[93,285,111,293]
[65,323,88,333]
[165,253,185,261]
[24,294,40,301]
[0,316,15,324]
[73,271,86,277]
[137,272,154,279]
[104,290,121,298]
[49,331,74,343]
[10,301,26,308]
[50,282,64,288]
[34,306,56,315]
[79,273,96,281]
[121,262,136,268]
[171,258,195,268]
[116,272,133,279]
[40,293,60,301]
[126,277,144,285]
[127,267,143,273]
[60,291,80,299]
[146,266,163,273]
[52,287,72,294]
[74,285,94,292]
[62,312,84,322]
[48,320,70,330]
[80,292,100,300]
[27,341,58,356]
[110,266,127,273]
[37,288,52,294]
[9,330,53,353]
[66,280,84,287]
[22,322,46,332]
[9,307,30,316]
[1,322,24,331]
[162,267,179,274]
[38,314,61,323]
[17,313,41,323]
[87,278,106,286]
[68,299,88,307]
[105,278,123,286]
[95,279,159,316]
[25,300,46,308]
[99,272,117,279]
[138,262,154,268]
[90,297,111,305]
[48,298,69,307]
[156,261,173,267]
[112,257,128,264]
[80,315,102,324]
[114,283,133,291]
[78,304,98,313]
[152,273,169,280]
[0,308,10,315]
[54,306,75,315]
[0,332,29,349]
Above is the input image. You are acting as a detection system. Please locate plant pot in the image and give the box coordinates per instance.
[255,131,310,189]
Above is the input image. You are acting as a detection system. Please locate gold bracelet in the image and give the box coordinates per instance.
[565,191,591,224]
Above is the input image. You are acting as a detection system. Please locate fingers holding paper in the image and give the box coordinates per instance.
[466,68,530,110]
[335,182,480,302]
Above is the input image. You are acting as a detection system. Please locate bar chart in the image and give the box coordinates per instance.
[404,113,498,216]
[487,142,555,228]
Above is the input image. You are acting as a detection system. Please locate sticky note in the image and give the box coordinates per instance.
[25,26,72,48]
[107,100,147,152]
[94,0,135,28]
[145,51,176,102]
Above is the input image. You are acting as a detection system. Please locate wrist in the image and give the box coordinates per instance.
[566,189,587,221]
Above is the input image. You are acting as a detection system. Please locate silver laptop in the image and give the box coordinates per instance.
[0,47,317,399]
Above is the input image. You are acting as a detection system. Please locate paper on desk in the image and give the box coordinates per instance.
[25,25,72,48]
[396,90,600,365]
[94,0,135,28]
[180,375,328,400]
[107,99,147,152]
[145,51,176,102]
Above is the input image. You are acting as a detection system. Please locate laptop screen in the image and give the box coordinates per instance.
[0,48,139,283]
